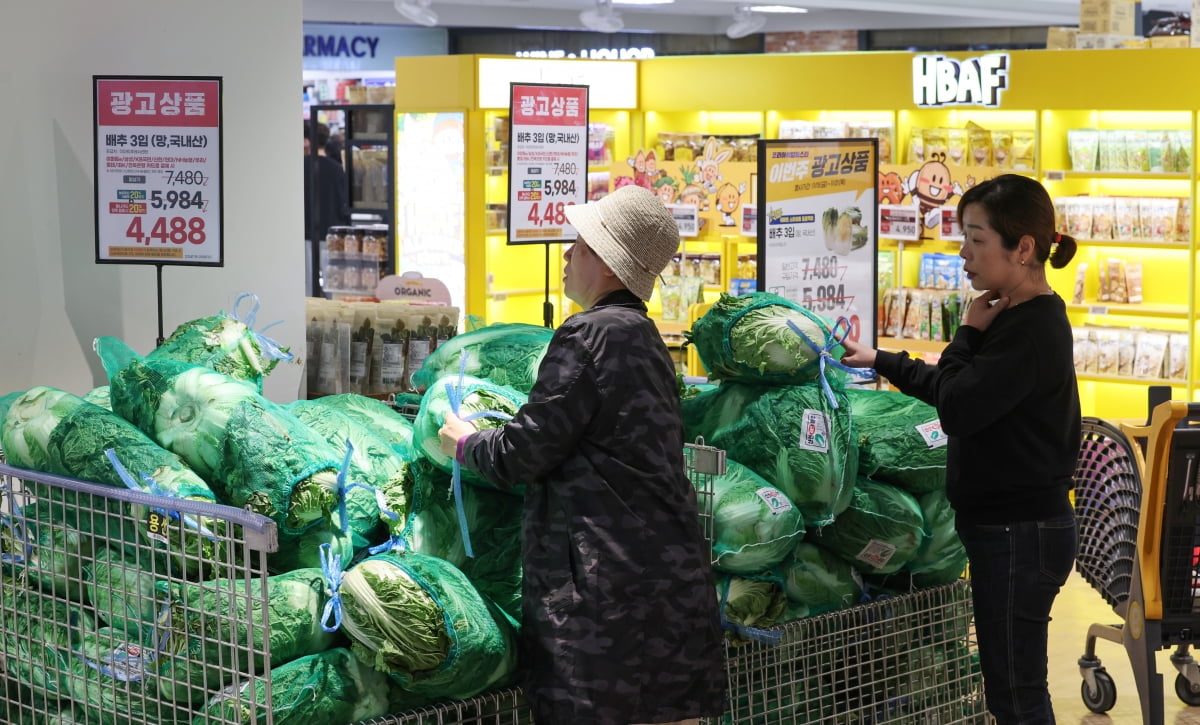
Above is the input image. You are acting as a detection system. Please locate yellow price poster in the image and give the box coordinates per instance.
[758,138,878,343]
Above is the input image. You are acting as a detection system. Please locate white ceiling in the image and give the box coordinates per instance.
[305,0,1189,36]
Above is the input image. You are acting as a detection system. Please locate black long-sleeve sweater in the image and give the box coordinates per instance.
[873,293,1081,525]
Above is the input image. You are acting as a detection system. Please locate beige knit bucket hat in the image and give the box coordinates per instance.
[565,185,681,301]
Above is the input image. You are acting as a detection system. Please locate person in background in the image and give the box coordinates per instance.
[438,185,726,725]
[304,121,349,297]
[840,174,1080,725]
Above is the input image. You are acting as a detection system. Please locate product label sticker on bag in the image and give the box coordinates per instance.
[915,419,948,449]
[856,539,897,570]
[756,487,794,515]
[145,510,171,545]
[797,409,830,453]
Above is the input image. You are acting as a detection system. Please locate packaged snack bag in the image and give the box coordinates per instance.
[1054,197,1070,235]
[1094,328,1120,375]
[1152,198,1179,241]
[1117,329,1138,377]
[1113,197,1138,240]
[902,290,926,340]
[1134,331,1169,379]
[1167,332,1189,381]
[1067,196,1094,239]
[991,130,1013,168]
[1106,258,1128,303]
[1072,263,1088,304]
[1097,259,1110,303]
[1133,198,1155,241]
[908,127,925,164]
[1091,197,1114,240]
[1068,129,1099,171]
[945,128,969,166]
[1178,198,1191,243]
[1124,262,1144,304]
[1126,129,1149,172]
[923,128,948,162]
[1073,327,1099,374]
[1148,130,1169,172]
[1011,130,1036,170]
[968,124,992,166]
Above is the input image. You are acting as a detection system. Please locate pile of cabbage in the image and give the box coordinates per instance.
[685,292,966,634]
[0,309,541,725]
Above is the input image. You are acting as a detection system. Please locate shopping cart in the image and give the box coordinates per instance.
[1076,401,1200,723]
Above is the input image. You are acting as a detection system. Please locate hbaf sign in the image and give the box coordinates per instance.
[912,53,1009,108]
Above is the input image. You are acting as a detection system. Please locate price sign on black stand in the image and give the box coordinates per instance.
[507,83,588,244]
[94,76,223,266]
[758,138,878,344]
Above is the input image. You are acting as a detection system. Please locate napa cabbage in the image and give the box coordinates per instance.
[708,459,805,574]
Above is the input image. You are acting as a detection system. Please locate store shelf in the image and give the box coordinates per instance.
[877,337,947,354]
[1077,372,1187,386]
[1076,238,1189,250]
[349,134,388,144]
[1044,170,1192,181]
[487,166,507,176]
[1067,302,1189,319]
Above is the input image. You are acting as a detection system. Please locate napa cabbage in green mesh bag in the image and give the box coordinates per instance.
[400,458,524,624]
[149,292,293,392]
[811,476,925,575]
[86,546,171,642]
[288,399,413,544]
[1,497,134,601]
[778,541,863,618]
[682,381,857,528]
[98,337,347,551]
[192,647,402,725]
[846,386,947,495]
[708,458,805,575]
[64,626,193,725]
[82,385,112,411]
[0,385,226,577]
[306,393,416,459]
[338,549,519,701]
[149,567,337,706]
[411,322,553,394]
[713,574,788,647]
[413,373,527,488]
[1,575,97,702]
[688,292,847,385]
[907,489,967,587]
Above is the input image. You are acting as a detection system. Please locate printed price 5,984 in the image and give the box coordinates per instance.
[151,190,204,210]
[125,216,206,245]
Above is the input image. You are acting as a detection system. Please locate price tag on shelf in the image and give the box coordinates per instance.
[507,83,588,245]
[93,76,223,266]
[879,204,920,240]
[666,202,700,238]
[939,207,964,241]
[740,203,758,237]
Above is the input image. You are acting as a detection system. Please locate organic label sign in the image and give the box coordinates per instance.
[507,83,588,244]
[94,76,223,266]
[758,138,878,344]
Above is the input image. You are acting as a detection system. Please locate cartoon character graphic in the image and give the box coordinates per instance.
[654,175,680,204]
[902,153,965,229]
[715,182,745,227]
[628,149,648,188]
[696,137,732,194]
[643,150,661,189]
[678,165,708,211]
[878,171,905,205]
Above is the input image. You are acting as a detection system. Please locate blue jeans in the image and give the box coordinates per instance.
[957,515,1077,725]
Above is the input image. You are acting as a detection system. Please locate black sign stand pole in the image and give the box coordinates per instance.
[543,244,554,329]
[155,263,166,347]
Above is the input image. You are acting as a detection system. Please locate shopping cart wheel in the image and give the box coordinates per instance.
[1081,669,1117,713]
[1175,673,1200,706]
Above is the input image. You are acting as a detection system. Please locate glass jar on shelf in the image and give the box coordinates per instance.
[700,254,722,286]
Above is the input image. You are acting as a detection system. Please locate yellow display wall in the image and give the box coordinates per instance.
[396,49,1200,420]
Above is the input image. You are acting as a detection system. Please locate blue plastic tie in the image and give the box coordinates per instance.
[368,535,408,555]
[318,542,345,632]
[717,577,783,647]
[446,350,477,559]
[786,316,875,409]
[233,291,295,363]
[104,449,217,540]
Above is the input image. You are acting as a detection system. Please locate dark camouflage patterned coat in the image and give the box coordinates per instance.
[462,289,727,725]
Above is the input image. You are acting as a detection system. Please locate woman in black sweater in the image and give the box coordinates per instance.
[842,174,1080,724]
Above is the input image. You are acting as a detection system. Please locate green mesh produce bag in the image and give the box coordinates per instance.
[338,550,519,701]
[306,393,416,459]
[400,458,524,624]
[411,322,553,394]
[413,373,527,487]
[708,459,805,575]
[811,477,925,575]
[0,385,226,577]
[779,540,863,617]
[1,575,97,702]
[81,385,112,411]
[149,293,293,392]
[908,489,967,587]
[288,399,413,544]
[64,626,193,725]
[99,337,344,549]
[682,381,857,527]
[86,546,171,641]
[714,574,788,646]
[689,292,847,385]
[150,567,337,706]
[846,386,947,495]
[192,647,398,725]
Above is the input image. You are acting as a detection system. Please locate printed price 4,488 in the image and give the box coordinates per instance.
[125,216,206,245]
[526,201,572,227]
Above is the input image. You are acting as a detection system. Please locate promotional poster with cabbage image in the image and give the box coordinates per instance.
[758,138,878,344]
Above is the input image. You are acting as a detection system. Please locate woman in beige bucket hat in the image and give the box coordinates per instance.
[440,185,726,724]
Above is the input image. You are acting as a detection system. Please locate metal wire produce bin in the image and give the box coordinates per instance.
[0,457,279,725]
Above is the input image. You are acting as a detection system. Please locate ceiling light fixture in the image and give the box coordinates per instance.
[612,0,675,5]
[394,0,439,27]
[580,0,625,33]
[747,4,807,12]
[725,5,768,39]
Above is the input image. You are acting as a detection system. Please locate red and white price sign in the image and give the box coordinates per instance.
[507,83,588,245]
[879,204,920,241]
[93,76,223,266]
